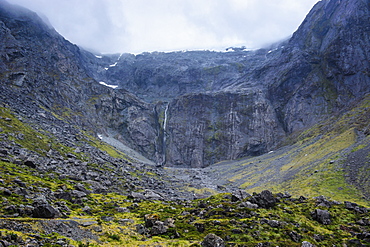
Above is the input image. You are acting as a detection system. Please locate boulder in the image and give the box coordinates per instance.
[301,241,315,247]
[201,233,225,247]
[311,209,331,225]
[248,190,277,209]
[289,231,302,243]
[32,204,59,218]
[144,214,160,228]
[231,190,251,202]
[150,221,168,235]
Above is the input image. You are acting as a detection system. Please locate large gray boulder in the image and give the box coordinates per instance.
[201,233,225,247]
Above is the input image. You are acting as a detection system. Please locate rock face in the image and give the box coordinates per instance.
[165,92,284,167]
[1,0,369,167]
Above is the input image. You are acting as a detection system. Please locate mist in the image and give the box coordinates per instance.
[6,0,319,54]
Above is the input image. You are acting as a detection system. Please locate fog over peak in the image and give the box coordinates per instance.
[7,0,319,54]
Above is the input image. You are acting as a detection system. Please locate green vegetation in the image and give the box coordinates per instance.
[0,96,369,246]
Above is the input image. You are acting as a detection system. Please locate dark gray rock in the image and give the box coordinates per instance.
[201,233,225,247]
[267,220,281,228]
[32,204,59,218]
[144,214,160,228]
[301,241,315,247]
[248,190,277,209]
[289,231,302,243]
[55,192,72,201]
[136,224,148,235]
[150,221,168,236]
[231,190,251,202]
[195,223,205,233]
[311,209,331,225]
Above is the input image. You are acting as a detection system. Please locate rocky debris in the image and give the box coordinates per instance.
[201,233,225,247]
[32,204,59,219]
[345,201,368,214]
[248,190,278,209]
[231,190,251,202]
[314,195,338,208]
[144,214,160,228]
[301,241,315,247]
[311,209,331,225]
[239,201,259,209]
[150,221,168,236]
[136,224,149,235]
[289,231,302,243]
[32,197,60,219]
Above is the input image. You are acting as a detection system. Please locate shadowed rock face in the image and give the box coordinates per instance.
[1,0,369,167]
[165,91,285,167]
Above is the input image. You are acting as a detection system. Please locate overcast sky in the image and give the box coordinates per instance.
[7,0,319,54]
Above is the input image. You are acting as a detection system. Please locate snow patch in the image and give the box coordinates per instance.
[97,134,103,140]
[104,67,109,70]
[95,55,102,58]
[109,62,118,67]
[99,81,118,89]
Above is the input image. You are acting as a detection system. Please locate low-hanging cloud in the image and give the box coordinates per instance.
[7,0,319,54]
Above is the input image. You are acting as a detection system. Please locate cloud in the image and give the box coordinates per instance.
[6,0,319,54]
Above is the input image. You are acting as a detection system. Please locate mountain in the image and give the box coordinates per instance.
[0,0,369,245]
[79,0,370,168]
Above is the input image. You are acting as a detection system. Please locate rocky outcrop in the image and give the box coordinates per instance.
[165,91,284,167]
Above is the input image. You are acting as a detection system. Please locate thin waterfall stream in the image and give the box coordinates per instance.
[162,103,169,165]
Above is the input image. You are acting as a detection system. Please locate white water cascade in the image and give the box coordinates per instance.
[162,103,169,165]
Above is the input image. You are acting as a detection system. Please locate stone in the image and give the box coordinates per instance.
[256,243,270,247]
[136,224,148,235]
[24,159,36,168]
[55,192,72,201]
[239,201,259,209]
[71,190,87,198]
[144,214,160,228]
[267,220,281,228]
[194,223,205,233]
[164,218,175,228]
[231,190,250,202]
[301,241,315,247]
[201,233,225,247]
[116,207,130,213]
[32,204,59,218]
[80,220,98,227]
[150,221,168,235]
[311,209,331,225]
[248,190,277,209]
[289,231,302,243]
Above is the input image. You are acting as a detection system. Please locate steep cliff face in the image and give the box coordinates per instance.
[164,91,285,167]
[86,49,267,102]
[263,0,370,133]
[0,1,159,162]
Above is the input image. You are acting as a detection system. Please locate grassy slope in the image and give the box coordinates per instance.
[210,94,370,206]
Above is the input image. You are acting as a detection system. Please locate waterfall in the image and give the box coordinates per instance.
[163,103,169,132]
[162,103,169,165]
